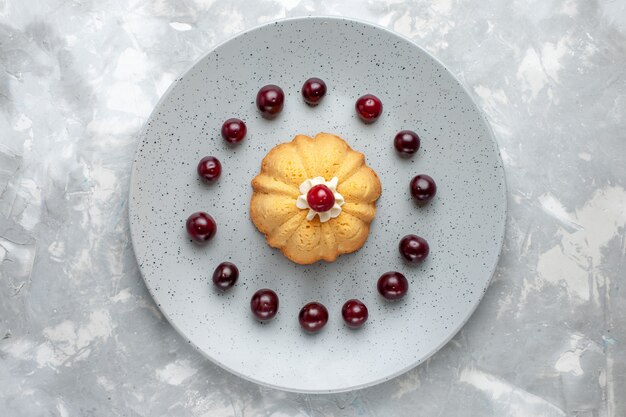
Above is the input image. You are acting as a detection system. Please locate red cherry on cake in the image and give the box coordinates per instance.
[197,156,222,183]
[341,299,368,329]
[212,262,238,290]
[299,302,329,333]
[306,184,335,212]
[410,174,437,204]
[221,118,247,144]
[394,130,420,157]
[301,77,327,105]
[250,289,279,320]
[399,234,430,264]
[256,85,285,119]
[186,212,216,244]
[377,271,409,300]
[355,94,383,123]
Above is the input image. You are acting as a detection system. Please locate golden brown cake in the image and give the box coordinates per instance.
[250,132,382,264]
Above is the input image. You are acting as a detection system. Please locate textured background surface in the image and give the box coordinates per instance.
[0,0,624,416]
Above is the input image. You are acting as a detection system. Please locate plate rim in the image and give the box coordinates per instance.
[128,15,508,394]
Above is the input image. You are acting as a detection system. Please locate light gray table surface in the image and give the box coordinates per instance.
[1,1,624,416]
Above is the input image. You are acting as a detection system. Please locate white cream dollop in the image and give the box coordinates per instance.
[295,176,345,223]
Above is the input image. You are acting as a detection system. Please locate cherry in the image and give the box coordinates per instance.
[221,118,247,144]
[410,174,437,204]
[306,184,335,212]
[301,77,327,105]
[355,94,383,123]
[250,289,279,320]
[298,302,329,333]
[186,212,216,244]
[197,156,222,183]
[394,130,420,157]
[256,85,285,119]
[377,272,409,300]
[341,299,368,329]
[399,234,430,264]
[212,262,238,290]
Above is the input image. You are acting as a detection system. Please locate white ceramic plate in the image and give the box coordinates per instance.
[129,16,506,393]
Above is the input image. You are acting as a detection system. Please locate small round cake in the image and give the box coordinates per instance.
[250,132,382,264]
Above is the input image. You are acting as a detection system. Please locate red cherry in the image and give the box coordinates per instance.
[399,234,430,264]
[394,130,420,157]
[410,174,437,204]
[341,299,368,329]
[250,289,279,320]
[186,212,216,244]
[197,156,222,183]
[301,77,327,105]
[256,85,285,119]
[299,302,329,333]
[355,94,383,123]
[377,272,409,300]
[212,262,238,290]
[221,118,247,144]
[306,184,335,212]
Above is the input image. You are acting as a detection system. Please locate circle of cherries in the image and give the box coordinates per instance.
[185,77,437,332]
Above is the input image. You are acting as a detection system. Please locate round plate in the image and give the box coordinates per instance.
[129,16,506,393]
